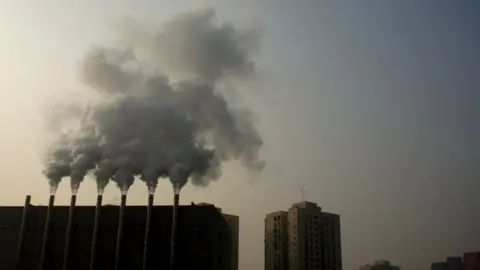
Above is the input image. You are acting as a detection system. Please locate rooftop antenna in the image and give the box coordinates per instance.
[301,187,307,202]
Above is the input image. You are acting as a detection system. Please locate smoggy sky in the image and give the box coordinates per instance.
[0,1,479,270]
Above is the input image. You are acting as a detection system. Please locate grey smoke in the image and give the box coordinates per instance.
[42,8,265,194]
[170,163,193,194]
[43,135,74,194]
[148,8,258,81]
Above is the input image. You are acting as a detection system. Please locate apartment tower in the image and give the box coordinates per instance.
[265,201,342,270]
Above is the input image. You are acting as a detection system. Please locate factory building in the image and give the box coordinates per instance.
[223,213,240,270]
[0,196,233,270]
[195,202,240,270]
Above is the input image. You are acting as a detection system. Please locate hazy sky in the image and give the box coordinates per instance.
[1,1,479,270]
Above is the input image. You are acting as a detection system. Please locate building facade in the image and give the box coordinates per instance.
[463,252,480,270]
[432,252,480,270]
[431,257,462,270]
[0,198,233,270]
[223,213,240,270]
[265,201,342,270]
[265,211,289,270]
[431,262,449,270]
[196,202,240,270]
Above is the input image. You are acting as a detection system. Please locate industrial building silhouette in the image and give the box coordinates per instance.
[0,196,232,270]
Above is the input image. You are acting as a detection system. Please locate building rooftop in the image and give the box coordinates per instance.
[290,201,320,209]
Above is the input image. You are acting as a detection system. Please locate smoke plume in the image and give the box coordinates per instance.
[42,8,265,194]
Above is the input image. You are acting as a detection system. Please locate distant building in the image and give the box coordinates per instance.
[431,262,449,270]
[431,257,463,270]
[359,265,373,270]
[432,252,480,270]
[264,201,342,270]
[360,260,400,270]
[446,257,463,270]
[0,199,233,270]
[463,252,480,270]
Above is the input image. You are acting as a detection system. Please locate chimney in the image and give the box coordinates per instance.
[39,194,55,270]
[15,195,31,269]
[89,194,103,270]
[114,194,127,270]
[143,194,154,270]
[62,195,77,270]
[170,193,180,270]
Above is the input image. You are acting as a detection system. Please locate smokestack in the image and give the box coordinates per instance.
[114,194,127,270]
[89,194,103,270]
[62,195,77,270]
[170,191,180,270]
[15,195,31,269]
[39,195,55,270]
[142,194,154,270]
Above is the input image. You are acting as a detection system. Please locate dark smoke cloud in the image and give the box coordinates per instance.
[42,8,265,195]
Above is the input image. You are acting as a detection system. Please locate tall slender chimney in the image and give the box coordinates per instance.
[89,194,103,270]
[39,195,55,270]
[170,192,180,270]
[114,194,127,270]
[142,194,154,270]
[62,195,77,270]
[15,195,31,269]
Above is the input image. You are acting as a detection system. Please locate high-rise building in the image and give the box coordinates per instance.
[265,211,289,270]
[265,201,342,270]
[0,198,233,270]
